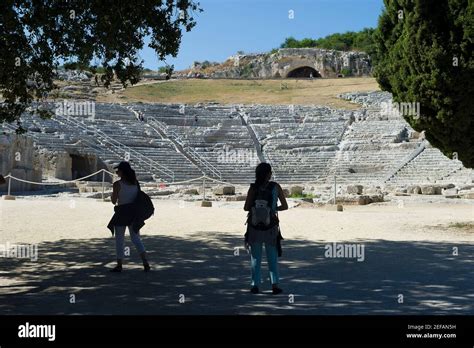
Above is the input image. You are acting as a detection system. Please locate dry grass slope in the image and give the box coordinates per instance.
[108,77,380,109]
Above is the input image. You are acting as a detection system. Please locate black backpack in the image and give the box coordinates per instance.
[135,182,155,220]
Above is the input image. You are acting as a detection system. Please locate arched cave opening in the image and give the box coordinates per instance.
[70,154,95,180]
[286,66,321,78]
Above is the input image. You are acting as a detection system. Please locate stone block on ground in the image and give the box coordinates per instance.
[442,188,458,196]
[355,194,383,205]
[460,192,474,199]
[408,185,422,194]
[226,195,247,201]
[148,190,174,196]
[290,186,304,196]
[347,185,363,195]
[369,194,384,203]
[357,195,371,205]
[214,185,235,195]
[395,192,410,196]
[363,187,382,195]
[421,185,442,195]
[184,188,199,195]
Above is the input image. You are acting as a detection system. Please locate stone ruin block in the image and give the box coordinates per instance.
[442,188,458,196]
[461,192,474,199]
[407,185,422,194]
[184,188,199,195]
[214,185,235,195]
[225,195,247,201]
[0,135,42,192]
[290,185,304,196]
[420,185,442,195]
[347,185,364,195]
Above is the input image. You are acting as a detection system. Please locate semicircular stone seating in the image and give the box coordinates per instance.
[2,92,471,186]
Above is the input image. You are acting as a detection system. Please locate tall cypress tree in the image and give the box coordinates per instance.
[374,0,473,168]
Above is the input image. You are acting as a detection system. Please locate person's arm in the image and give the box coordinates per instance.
[0,175,5,185]
[244,187,255,211]
[276,184,288,211]
[111,181,120,205]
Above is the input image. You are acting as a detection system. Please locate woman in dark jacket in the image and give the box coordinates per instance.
[109,161,150,272]
[244,162,288,294]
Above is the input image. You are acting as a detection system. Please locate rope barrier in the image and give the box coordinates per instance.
[3,167,376,206]
[3,169,116,186]
[163,175,235,187]
[1,169,235,200]
[3,169,359,189]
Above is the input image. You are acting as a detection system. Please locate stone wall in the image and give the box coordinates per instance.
[0,134,42,192]
[38,149,108,183]
[0,133,112,192]
[38,150,73,180]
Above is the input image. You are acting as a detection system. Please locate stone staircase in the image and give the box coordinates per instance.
[146,116,222,180]
[386,146,466,185]
[53,114,175,182]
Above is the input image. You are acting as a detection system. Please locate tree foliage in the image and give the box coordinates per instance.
[374,0,473,168]
[280,28,377,55]
[0,0,201,126]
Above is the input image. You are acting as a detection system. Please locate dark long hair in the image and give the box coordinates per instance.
[121,165,138,185]
[254,162,272,188]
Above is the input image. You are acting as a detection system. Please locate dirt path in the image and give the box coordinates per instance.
[0,198,473,314]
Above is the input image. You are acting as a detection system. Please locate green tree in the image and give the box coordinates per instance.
[0,0,202,127]
[62,61,92,71]
[280,37,301,48]
[374,0,473,167]
[158,66,169,73]
[279,29,376,53]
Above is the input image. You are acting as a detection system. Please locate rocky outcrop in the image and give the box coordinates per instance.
[0,135,42,192]
[330,193,384,205]
[55,69,92,82]
[38,150,73,180]
[177,48,372,79]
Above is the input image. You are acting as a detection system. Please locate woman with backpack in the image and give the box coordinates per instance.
[244,162,288,294]
[108,161,151,272]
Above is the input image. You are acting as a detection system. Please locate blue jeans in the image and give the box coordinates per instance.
[250,242,279,287]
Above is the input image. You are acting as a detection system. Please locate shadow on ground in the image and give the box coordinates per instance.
[1,232,473,314]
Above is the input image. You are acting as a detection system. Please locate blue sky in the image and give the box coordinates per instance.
[140,0,385,70]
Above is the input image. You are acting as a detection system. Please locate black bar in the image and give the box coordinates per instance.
[0,315,473,346]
